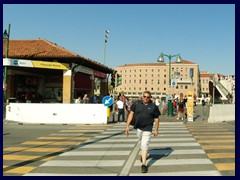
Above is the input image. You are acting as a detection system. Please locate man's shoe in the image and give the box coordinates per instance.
[141,165,148,173]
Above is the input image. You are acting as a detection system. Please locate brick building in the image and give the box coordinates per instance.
[115,60,200,99]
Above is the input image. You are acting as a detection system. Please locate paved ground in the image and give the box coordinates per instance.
[3,113,235,176]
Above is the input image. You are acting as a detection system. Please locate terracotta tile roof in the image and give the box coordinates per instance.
[118,63,166,67]
[3,39,80,57]
[200,72,214,78]
[3,39,114,73]
[117,60,197,68]
[171,60,197,64]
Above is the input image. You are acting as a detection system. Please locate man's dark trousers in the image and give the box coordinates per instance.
[118,108,125,122]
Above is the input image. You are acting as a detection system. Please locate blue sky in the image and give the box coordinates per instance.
[3,4,235,75]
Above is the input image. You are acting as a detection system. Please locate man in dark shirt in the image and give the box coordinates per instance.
[125,90,160,173]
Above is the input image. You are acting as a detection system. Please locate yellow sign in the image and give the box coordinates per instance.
[32,61,69,70]
[187,91,194,121]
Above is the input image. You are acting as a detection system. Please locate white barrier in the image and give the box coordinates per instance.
[208,104,235,123]
[6,103,108,124]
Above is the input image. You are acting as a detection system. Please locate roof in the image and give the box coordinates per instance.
[200,72,214,78]
[117,60,197,68]
[3,39,114,73]
[117,63,166,67]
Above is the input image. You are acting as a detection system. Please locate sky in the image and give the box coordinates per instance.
[3,4,235,75]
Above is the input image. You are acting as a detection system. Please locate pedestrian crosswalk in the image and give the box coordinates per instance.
[23,122,222,176]
[3,124,112,176]
[186,122,235,176]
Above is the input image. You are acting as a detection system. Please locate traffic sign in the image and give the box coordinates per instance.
[171,79,177,86]
[102,96,114,107]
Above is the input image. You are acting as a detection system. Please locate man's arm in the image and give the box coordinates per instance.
[125,111,134,136]
[153,118,159,137]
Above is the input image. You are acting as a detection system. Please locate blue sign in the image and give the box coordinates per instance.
[102,96,114,107]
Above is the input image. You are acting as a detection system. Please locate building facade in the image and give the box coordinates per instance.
[199,71,214,97]
[3,39,113,104]
[115,60,200,99]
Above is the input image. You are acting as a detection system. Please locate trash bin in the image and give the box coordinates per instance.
[168,100,174,116]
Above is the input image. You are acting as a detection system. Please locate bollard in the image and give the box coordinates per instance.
[107,107,111,118]
[168,100,174,116]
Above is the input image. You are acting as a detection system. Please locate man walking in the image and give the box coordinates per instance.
[116,97,125,123]
[125,91,160,173]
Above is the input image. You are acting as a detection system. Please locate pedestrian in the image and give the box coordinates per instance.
[126,97,134,118]
[177,97,184,120]
[116,97,125,123]
[172,99,177,114]
[183,95,187,106]
[75,96,82,104]
[82,94,89,103]
[125,90,160,173]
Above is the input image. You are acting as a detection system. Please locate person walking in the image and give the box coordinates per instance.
[126,97,134,119]
[125,90,160,173]
[116,97,125,123]
[177,97,185,120]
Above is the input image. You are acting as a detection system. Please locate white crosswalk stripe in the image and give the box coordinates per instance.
[24,122,221,176]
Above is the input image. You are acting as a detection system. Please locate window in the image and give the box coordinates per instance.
[185,85,188,89]
[145,80,147,84]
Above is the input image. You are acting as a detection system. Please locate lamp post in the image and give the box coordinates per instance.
[3,24,11,117]
[157,52,182,116]
[103,30,109,65]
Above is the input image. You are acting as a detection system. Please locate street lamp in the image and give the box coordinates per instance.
[3,24,11,117]
[157,52,182,116]
[103,30,109,65]
[157,52,182,86]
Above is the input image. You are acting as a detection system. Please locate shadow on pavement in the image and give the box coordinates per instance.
[147,147,173,167]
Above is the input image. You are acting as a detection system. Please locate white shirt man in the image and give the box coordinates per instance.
[116,99,125,122]
[116,99,124,109]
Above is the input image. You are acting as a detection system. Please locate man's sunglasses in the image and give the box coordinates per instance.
[143,96,151,99]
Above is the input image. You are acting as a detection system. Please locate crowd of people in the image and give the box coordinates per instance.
[112,92,209,122]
